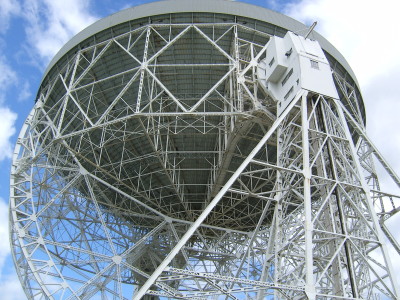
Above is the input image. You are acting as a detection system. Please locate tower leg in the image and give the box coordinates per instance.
[301,93,316,300]
[335,98,400,298]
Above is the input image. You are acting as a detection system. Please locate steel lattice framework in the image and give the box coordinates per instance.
[9,1,400,299]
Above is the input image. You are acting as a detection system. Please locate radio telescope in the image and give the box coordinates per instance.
[9,0,400,299]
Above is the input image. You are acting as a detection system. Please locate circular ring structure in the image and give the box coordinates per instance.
[10,1,371,299]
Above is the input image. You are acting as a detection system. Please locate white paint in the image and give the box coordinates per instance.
[258,32,338,115]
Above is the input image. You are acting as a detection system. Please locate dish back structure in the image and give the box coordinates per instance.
[9,0,400,299]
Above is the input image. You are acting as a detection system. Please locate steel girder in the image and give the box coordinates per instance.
[10,23,400,299]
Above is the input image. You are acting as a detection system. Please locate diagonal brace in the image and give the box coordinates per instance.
[132,89,308,300]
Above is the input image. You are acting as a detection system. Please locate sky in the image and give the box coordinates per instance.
[1,0,400,298]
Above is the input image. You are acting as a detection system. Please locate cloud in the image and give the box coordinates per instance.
[0,107,17,161]
[0,273,25,300]
[22,0,99,66]
[0,56,17,103]
[0,199,10,272]
[0,0,21,33]
[362,65,400,170]
[0,200,25,299]
[17,81,32,102]
[0,56,18,161]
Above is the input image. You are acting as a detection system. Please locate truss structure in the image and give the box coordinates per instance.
[10,20,400,300]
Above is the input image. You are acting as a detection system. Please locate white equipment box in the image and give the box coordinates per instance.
[257,31,338,115]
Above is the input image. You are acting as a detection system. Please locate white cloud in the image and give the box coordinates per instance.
[17,81,32,102]
[0,0,21,33]
[0,56,17,103]
[0,107,17,161]
[0,273,26,300]
[23,0,98,66]
[362,66,400,170]
[0,198,25,299]
[0,199,10,273]
[0,57,18,161]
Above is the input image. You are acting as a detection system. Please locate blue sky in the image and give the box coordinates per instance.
[1,0,400,298]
